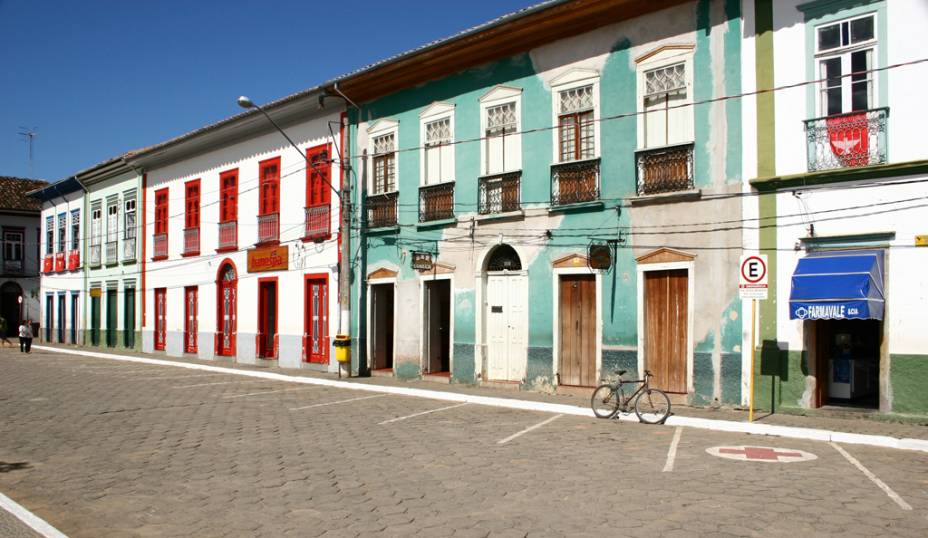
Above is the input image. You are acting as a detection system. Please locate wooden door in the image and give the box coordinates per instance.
[644,270,688,394]
[425,280,450,373]
[184,286,197,353]
[124,289,135,349]
[370,284,393,370]
[257,281,277,358]
[91,294,101,346]
[154,288,166,351]
[57,294,65,343]
[106,289,117,347]
[304,277,329,364]
[558,275,596,387]
[217,265,237,356]
[486,274,528,382]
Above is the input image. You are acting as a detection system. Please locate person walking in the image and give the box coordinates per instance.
[22,320,33,353]
[0,316,11,347]
[18,320,28,352]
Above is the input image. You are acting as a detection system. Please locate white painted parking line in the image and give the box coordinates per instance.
[0,490,68,538]
[379,403,469,425]
[830,442,912,511]
[172,380,266,389]
[139,374,224,381]
[663,426,683,472]
[224,387,314,399]
[290,394,386,411]
[497,414,563,445]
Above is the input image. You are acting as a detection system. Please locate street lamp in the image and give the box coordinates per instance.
[237,95,353,374]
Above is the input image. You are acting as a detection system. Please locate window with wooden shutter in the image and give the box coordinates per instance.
[306,145,330,207]
[259,157,280,216]
[154,189,169,235]
[557,85,595,162]
[372,134,396,194]
[185,180,200,229]
[220,170,238,223]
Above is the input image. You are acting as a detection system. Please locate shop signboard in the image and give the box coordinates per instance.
[247,245,289,273]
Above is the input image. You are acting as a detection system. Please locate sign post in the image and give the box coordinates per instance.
[739,254,768,422]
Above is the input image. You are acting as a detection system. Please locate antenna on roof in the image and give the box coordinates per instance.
[17,127,38,178]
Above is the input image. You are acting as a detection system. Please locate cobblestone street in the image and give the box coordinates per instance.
[1,349,927,537]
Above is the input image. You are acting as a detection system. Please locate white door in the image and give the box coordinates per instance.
[486,274,527,382]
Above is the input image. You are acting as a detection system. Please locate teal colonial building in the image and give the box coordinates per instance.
[345,0,746,405]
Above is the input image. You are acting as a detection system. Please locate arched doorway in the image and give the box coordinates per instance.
[0,281,23,333]
[483,245,528,382]
[216,262,237,357]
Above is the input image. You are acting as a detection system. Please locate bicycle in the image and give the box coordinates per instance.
[590,369,671,424]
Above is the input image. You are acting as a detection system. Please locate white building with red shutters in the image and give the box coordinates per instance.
[126,90,344,371]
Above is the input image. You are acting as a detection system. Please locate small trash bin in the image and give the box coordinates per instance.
[333,334,351,364]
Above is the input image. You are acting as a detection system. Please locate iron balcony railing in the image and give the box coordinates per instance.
[89,244,102,267]
[478,172,521,214]
[551,157,600,206]
[183,227,200,255]
[152,233,168,259]
[419,182,455,222]
[122,237,136,262]
[636,143,695,195]
[3,258,23,274]
[367,192,398,228]
[105,241,118,265]
[804,107,888,172]
[218,221,237,251]
[257,212,279,244]
[304,204,331,240]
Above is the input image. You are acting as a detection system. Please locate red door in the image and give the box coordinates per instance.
[257,279,277,359]
[184,286,198,353]
[216,263,237,356]
[154,288,166,351]
[304,276,328,364]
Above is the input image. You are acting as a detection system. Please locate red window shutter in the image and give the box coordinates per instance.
[220,170,237,223]
[306,144,331,206]
[259,158,280,215]
[155,189,169,234]
[185,180,200,228]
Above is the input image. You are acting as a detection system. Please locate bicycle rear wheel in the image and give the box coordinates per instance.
[634,389,671,424]
[591,384,621,419]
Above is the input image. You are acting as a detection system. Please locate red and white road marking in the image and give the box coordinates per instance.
[706,445,817,463]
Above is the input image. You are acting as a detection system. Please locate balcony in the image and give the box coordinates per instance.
[183,227,200,256]
[218,221,237,251]
[67,250,80,271]
[804,107,888,172]
[105,241,118,265]
[636,143,695,196]
[55,251,66,272]
[257,212,279,244]
[152,233,168,260]
[367,192,398,229]
[479,172,521,215]
[3,258,23,275]
[551,158,600,207]
[123,237,136,262]
[88,245,101,268]
[419,182,455,222]
[304,204,331,241]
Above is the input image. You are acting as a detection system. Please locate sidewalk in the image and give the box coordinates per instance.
[32,343,928,451]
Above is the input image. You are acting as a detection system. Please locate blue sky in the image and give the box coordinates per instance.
[0,0,536,181]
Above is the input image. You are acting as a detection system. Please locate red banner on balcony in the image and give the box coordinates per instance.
[43,255,53,273]
[54,252,65,272]
[826,113,868,168]
[68,250,80,271]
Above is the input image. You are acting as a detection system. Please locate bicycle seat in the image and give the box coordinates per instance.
[614,369,627,376]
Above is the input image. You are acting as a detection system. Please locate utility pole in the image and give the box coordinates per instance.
[18,127,37,178]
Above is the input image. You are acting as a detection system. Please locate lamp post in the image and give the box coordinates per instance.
[238,95,352,374]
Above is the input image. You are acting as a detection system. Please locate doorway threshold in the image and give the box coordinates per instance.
[371,368,394,378]
[422,371,451,384]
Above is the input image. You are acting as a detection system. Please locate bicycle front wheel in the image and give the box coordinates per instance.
[591,384,621,419]
[634,389,671,424]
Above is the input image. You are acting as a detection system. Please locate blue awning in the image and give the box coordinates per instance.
[789,250,884,320]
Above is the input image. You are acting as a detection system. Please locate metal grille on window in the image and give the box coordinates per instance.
[486,245,522,272]
[559,85,594,114]
[645,63,686,98]
[312,284,321,354]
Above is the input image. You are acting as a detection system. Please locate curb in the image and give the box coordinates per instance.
[32,345,928,454]
[0,491,68,538]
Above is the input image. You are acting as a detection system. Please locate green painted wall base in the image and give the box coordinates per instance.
[890,354,928,415]
[452,344,476,384]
